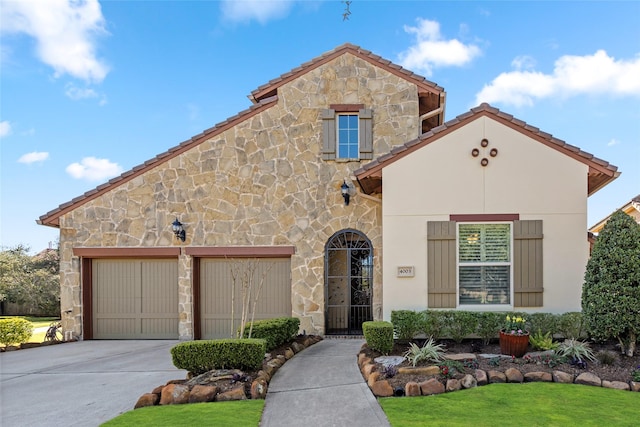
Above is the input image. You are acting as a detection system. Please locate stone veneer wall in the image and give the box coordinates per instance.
[58,52,422,339]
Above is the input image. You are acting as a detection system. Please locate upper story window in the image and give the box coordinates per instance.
[321,105,372,161]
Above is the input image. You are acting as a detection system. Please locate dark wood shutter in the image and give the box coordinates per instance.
[359,109,373,160]
[513,220,543,307]
[427,221,457,308]
[321,109,336,160]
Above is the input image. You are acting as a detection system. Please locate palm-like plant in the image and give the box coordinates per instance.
[403,337,446,367]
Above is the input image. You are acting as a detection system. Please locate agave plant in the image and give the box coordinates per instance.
[403,337,446,367]
[557,338,596,364]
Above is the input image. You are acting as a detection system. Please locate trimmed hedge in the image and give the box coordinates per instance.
[171,338,267,375]
[363,321,394,354]
[240,317,300,351]
[390,310,423,341]
[0,318,33,346]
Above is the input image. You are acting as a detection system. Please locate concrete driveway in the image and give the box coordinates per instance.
[0,340,186,427]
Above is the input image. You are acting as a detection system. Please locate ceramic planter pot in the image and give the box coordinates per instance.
[499,330,530,357]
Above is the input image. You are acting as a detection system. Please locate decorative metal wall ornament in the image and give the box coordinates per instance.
[471,138,498,167]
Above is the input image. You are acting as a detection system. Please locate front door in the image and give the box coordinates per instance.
[325,229,373,335]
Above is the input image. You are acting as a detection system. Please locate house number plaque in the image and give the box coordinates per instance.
[397,266,415,277]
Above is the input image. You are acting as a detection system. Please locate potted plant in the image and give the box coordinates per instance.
[499,315,529,357]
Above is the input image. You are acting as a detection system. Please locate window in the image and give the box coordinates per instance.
[321,107,372,160]
[337,114,359,158]
[457,223,512,306]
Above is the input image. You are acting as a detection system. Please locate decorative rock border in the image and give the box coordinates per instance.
[134,335,323,409]
[358,348,640,397]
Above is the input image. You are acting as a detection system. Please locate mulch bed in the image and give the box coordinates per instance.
[361,339,639,390]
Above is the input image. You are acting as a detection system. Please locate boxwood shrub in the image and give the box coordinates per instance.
[363,321,393,354]
[171,338,267,375]
[390,310,423,341]
[0,318,33,346]
[240,317,300,350]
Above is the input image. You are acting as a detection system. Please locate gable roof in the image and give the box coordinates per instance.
[589,194,640,234]
[354,103,620,196]
[249,43,444,103]
[38,44,445,228]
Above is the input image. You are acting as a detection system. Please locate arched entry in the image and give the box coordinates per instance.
[325,229,373,335]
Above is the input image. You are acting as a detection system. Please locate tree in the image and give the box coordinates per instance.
[0,245,60,316]
[228,258,273,339]
[582,210,640,356]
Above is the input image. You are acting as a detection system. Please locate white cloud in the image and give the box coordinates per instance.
[65,83,107,104]
[607,139,620,147]
[476,50,640,107]
[511,55,536,71]
[18,151,49,164]
[0,121,11,138]
[1,0,109,83]
[66,157,123,181]
[398,18,482,76]
[220,0,294,24]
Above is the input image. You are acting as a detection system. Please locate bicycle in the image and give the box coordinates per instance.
[44,321,64,342]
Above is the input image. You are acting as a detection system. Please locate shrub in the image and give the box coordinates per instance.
[0,318,33,346]
[527,313,558,336]
[421,310,447,339]
[557,312,586,339]
[363,321,393,354]
[403,337,446,367]
[595,350,618,366]
[557,339,596,364]
[529,330,558,351]
[476,312,502,345]
[582,210,640,357]
[240,317,300,351]
[390,310,422,341]
[171,338,267,374]
[446,311,478,343]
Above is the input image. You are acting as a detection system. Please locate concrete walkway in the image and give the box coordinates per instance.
[260,339,391,427]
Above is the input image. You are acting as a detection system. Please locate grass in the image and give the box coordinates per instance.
[101,401,265,427]
[379,383,639,427]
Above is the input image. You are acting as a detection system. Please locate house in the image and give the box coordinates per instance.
[38,44,619,340]
[589,195,640,234]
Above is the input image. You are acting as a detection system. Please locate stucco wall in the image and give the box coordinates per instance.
[58,52,422,338]
[382,116,589,319]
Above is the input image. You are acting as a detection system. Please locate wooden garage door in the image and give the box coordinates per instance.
[200,258,291,339]
[92,259,179,339]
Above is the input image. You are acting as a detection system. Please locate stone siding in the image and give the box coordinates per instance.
[59,53,421,338]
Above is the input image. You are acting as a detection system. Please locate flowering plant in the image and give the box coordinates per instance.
[503,315,527,336]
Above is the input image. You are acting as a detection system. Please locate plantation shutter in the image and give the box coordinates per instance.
[359,109,373,160]
[321,109,336,160]
[513,220,543,307]
[427,221,457,308]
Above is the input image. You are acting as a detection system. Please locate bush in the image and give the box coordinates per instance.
[421,310,447,339]
[171,339,267,374]
[403,337,446,367]
[557,339,596,363]
[557,312,586,339]
[363,321,393,354]
[527,313,558,336]
[446,311,478,343]
[0,318,33,346]
[582,210,640,356]
[529,330,558,351]
[390,310,422,341]
[240,317,300,351]
[476,312,503,345]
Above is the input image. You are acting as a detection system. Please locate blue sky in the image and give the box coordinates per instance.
[1,0,639,253]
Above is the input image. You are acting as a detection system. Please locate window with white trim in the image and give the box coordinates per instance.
[321,107,372,160]
[457,223,512,306]
[337,113,359,159]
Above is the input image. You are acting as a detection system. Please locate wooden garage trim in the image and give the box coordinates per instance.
[185,246,295,258]
[78,249,180,339]
[74,247,181,258]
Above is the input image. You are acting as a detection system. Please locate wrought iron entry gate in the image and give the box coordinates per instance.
[325,229,373,335]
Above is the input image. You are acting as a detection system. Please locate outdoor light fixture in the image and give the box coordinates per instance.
[341,180,351,206]
[172,218,186,242]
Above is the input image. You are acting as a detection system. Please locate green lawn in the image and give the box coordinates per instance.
[379,382,639,427]
[101,401,265,426]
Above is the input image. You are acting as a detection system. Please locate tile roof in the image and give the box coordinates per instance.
[355,103,620,196]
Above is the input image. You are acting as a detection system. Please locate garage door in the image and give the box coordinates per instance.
[92,259,179,339]
[201,258,291,339]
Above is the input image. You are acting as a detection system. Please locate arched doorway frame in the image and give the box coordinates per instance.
[324,229,373,335]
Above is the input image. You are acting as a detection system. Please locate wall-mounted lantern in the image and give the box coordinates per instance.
[172,218,186,242]
[341,180,351,206]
